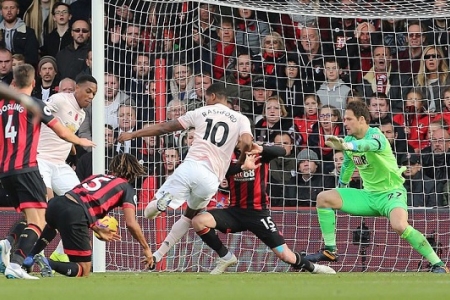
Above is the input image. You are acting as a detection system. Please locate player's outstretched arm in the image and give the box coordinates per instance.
[50,121,96,148]
[0,82,41,120]
[123,207,154,269]
[117,120,184,142]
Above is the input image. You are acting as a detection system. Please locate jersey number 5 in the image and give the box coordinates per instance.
[5,115,17,143]
[82,176,112,191]
[203,118,229,147]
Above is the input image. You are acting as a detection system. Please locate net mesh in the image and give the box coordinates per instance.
[99,0,450,272]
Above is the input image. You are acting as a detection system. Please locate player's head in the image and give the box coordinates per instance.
[74,74,97,108]
[109,153,145,183]
[205,83,228,106]
[12,63,35,90]
[344,101,370,137]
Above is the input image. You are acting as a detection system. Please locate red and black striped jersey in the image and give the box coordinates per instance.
[0,97,56,177]
[67,174,137,226]
[227,145,285,211]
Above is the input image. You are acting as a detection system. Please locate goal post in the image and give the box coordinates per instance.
[92,0,450,273]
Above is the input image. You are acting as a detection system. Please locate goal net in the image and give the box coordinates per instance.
[100,0,450,272]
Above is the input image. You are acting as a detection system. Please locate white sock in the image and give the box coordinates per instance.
[3,239,11,250]
[153,251,162,263]
[156,215,191,259]
[222,252,233,260]
[144,201,161,220]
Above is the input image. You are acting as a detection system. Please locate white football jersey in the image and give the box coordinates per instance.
[37,93,85,164]
[178,103,252,180]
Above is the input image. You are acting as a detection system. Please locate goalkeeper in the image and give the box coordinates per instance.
[305,101,448,273]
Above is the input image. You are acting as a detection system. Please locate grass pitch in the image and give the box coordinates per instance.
[1,272,448,300]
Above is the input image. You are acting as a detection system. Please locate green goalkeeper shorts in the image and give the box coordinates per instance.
[336,187,408,218]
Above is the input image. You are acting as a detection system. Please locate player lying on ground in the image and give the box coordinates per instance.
[118,83,253,264]
[0,64,95,280]
[191,143,335,274]
[21,154,153,277]
[303,100,448,273]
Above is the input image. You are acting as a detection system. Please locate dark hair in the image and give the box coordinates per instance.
[346,101,370,124]
[13,64,35,89]
[109,153,145,183]
[76,74,97,85]
[52,2,71,15]
[205,82,227,99]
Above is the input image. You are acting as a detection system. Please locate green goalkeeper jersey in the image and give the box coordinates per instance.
[339,126,406,192]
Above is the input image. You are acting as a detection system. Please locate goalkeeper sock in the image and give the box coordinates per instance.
[156,215,191,259]
[317,208,337,251]
[6,219,27,247]
[11,224,41,265]
[196,227,228,258]
[401,225,442,265]
[29,225,58,257]
[49,260,82,277]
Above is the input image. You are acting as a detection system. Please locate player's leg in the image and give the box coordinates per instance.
[46,196,92,277]
[193,208,241,274]
[153,207,202,263]
[306,188,376,262]
[49,164,81,262]
[383,190,449,273]
[3,172,47,279]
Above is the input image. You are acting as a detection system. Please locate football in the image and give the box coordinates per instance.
[94,215,119,241]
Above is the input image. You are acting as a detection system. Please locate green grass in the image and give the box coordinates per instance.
[1,272,448,300]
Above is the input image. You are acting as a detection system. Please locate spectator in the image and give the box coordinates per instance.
[222,51,253,113]
[434,86,450,125]
[56,18,90,79]
[316,57,351,116]
[293,93,320,147]
[23,0,56,47]
[187,72,212,111]
[396,20,427,78]
[278,55,304,118]
[393,88,431,152]
[349,22,377,85]
[42,1,72,58]
[401,154,437,207]
[136,122,162,176]
[379,118,414,165]
[357,45,405,112]
[58,77,75,93]
[32,56,59,101]
[308,105,344,173]
[69,0,91,23]
[162,99,186,148]
[209,17,237,80]
[113,104,139,156]
[285,148,323,207]
[380,16,407,56]
[415,45,450,113]
[139,147,181,210]
[323,151,362,189]
[11,52,24,69]
[269,132,297,206]
[249,75,274,119]
[368,93,393,126]
[254,96,293,143]
[168,62,196,102]
[104,73,131,129]
[297,26,327,93]
[234,7,270,55]
[0,0,39,66]
[0,47,12,84]
[253,32,287,91]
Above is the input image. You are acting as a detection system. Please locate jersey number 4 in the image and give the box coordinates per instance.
[203,118,229,147]
[4,115,17,143]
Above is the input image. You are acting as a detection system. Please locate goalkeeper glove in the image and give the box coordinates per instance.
[325,136,355,151]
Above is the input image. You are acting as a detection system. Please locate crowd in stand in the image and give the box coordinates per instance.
[3,0,450,209]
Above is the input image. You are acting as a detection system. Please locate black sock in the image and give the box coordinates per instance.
[292,252,315,272]
[49,260,81,277]
[29,225,57,257]
[196,228,228,258]
[6,219,27,247]
[11,224,41,265]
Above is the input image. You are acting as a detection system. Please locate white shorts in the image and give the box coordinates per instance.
[37,159,80,196]
[154,160,220,210]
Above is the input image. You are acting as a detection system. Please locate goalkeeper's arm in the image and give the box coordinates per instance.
[338,151,355,186]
